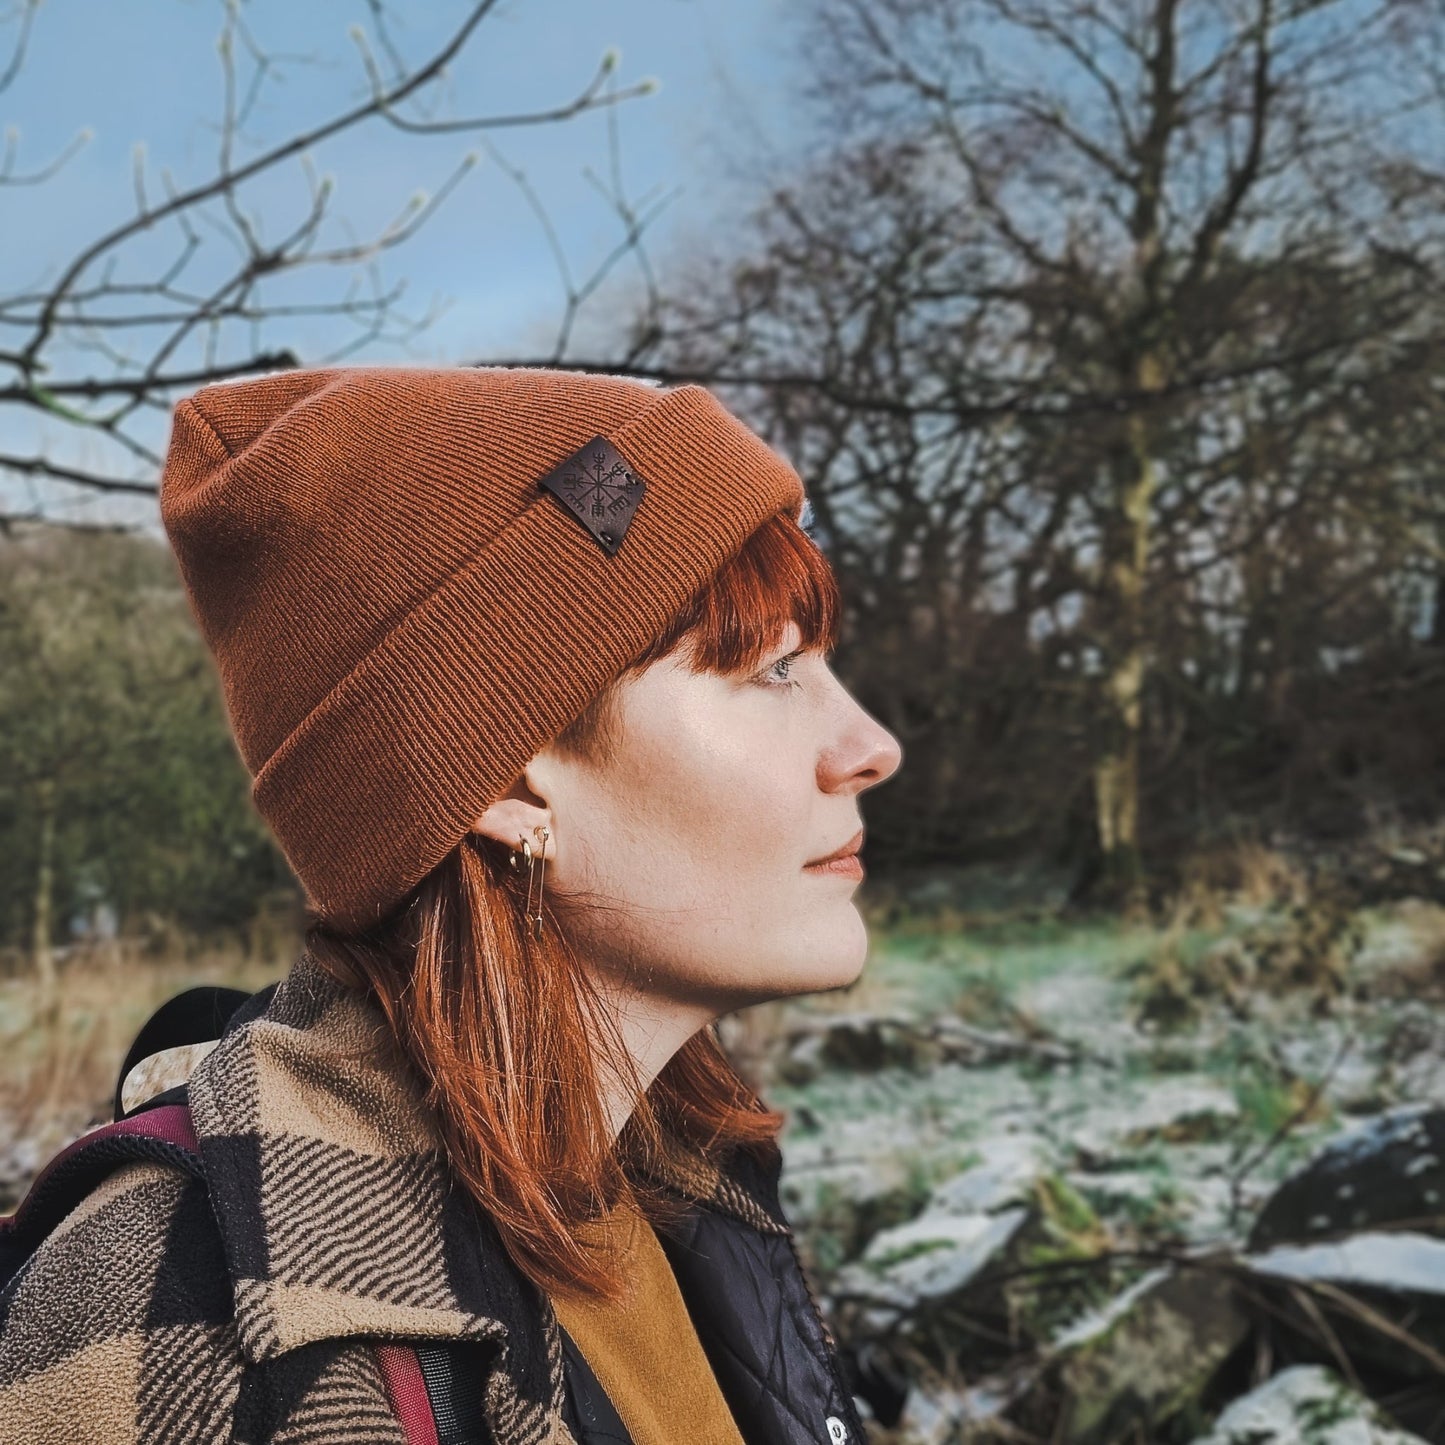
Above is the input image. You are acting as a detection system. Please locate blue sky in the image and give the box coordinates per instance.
[2,0,816,527]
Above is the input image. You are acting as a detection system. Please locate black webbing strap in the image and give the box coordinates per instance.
[412,1326,634,1445]
[414,1341,492,1444]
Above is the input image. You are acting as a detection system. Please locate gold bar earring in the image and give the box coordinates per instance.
[527,825,550,939]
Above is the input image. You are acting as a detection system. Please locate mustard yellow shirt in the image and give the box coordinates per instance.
[548,1200,746,1445]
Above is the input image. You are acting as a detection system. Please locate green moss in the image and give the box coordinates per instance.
[868,1234,958,1269]
[1297,1382,1357,1434]
[1232,1068,1333,1139]
[1036,1173,1101,1239]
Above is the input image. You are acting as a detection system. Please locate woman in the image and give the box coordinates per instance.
[0,366,902,1443]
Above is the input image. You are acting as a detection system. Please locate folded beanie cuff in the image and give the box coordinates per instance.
[250,382,804,932]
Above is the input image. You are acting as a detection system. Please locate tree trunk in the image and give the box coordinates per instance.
[1092,392,1157,919]
[31,774,57,995]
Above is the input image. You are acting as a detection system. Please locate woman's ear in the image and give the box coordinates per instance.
[470,798,543,851]
[469,752,558,850]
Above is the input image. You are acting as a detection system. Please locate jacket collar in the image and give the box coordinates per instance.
[184,947,788,1371]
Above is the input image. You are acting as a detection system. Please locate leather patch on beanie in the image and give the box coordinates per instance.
[535,435,647,556]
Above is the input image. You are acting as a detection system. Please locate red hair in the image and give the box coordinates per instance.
[305,506,841,1302]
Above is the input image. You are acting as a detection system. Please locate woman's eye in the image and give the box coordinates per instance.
[760,648,805,689]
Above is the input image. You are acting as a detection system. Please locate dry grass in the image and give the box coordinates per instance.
[1365,898,1445,1000]
[1167,838,1311,930]
[0,937,287,1180]
[5,925,897,1165]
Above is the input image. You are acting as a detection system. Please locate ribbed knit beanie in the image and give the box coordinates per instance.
[158,365,806,933]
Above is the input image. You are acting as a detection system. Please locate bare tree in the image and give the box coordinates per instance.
[0,0,684,980]
[621,0,1445,906]
[0,0,668,533]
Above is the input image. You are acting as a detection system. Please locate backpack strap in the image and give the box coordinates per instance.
[0,1103,204,1299]
[376,1346,445,1445]
[377,1331,616,1444]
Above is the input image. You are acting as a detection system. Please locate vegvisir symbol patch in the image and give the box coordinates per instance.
[536,435,647,557]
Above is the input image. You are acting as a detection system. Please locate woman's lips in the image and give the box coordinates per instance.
[803,854,864,880]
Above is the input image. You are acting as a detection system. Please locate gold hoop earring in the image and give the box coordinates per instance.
[526,825,550,940]
[508,835,532,872]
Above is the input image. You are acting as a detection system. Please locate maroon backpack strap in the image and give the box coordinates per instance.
[375,1344,443,1445]
[95,1104,198,1151]
[0,1104,204,1297]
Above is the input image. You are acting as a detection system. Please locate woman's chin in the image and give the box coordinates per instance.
[776,921,871,998]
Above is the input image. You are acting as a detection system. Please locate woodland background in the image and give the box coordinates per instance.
[3,2,1445,1441]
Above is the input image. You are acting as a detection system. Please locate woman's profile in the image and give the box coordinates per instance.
[0,365,903,1444]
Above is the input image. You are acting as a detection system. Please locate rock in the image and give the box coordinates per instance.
[1249,1104,1445,1249]
[1009,1263,1251,1445]
[829,1200,1034,1381]
[920,1133,1054,1218]
[778,1011,1078,1083]
[1069,1078,1241,1162]
[828,1155,1116,1387]
[777,1029,829,1084]
[1068,1165,1239,1246]
[784,1013,943,1074]
[1188,1364,1427,1444]
[779,1150,928,1263]
[896,1378,1016,1445]
[1046,1264,1175,1351]
[997,1173,1115,1346]
[1245,1229,1445,1296]
[843,1207,1032,1319]
[1241,1228,1445,1385]
[1379,1006,1445,1108]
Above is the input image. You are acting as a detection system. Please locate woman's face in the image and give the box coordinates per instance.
[477,620,903,1019]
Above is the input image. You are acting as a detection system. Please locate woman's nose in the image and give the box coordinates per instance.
[824,702,904,793]
[860,720,904,789]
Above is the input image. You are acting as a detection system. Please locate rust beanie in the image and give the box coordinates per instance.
[158,365,805,933]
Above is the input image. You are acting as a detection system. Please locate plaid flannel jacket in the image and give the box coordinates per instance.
[0,950,805,1444]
